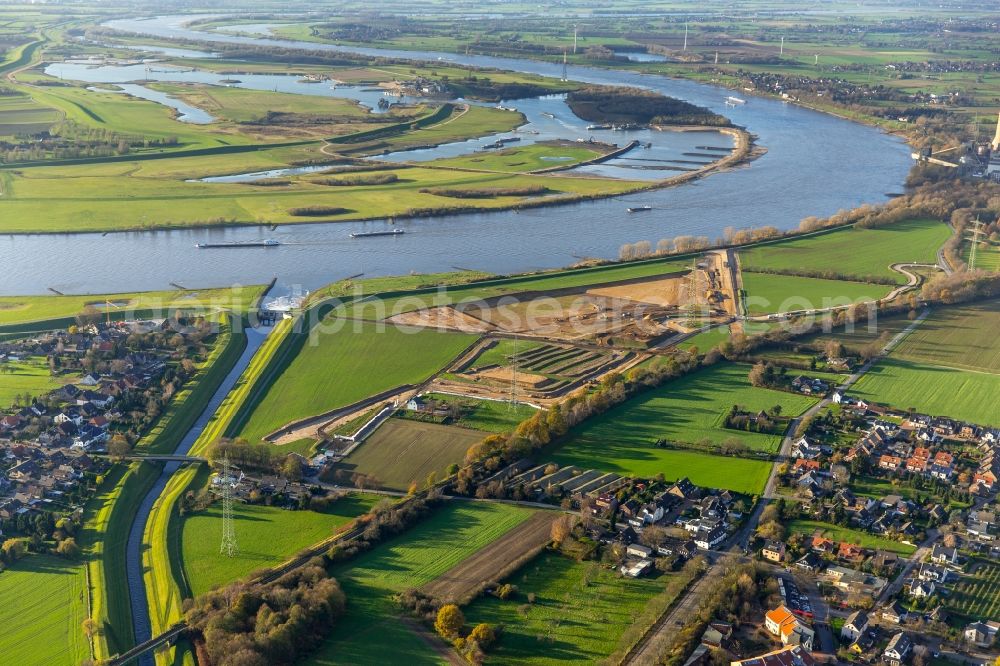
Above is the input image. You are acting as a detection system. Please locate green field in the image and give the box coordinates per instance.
[0,92,61,135]
[947,558,1000,621]
[0,356,65,407]
[181,494,380,595]
[787,519,916,555]
[237,322,478,443]
[422,392,539,432]
[463,551,666,665]
[0,159,639,233]
[0,554,90,665]
[428,141,606,173]
[889,300,1000,374]
[742,272,891,316]
[335,417,483,490]
[679,325,731,353]
[553,362,816,454]
[851,357,999,425]
[309,502,536,665]
[0,285,264,327]
[740,219,950,284]
[548,365,811,493]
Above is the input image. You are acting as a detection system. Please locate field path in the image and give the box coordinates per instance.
[420,510,558,602]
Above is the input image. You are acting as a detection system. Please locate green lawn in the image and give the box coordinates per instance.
[787,519,916,555]
[463,551,668,665]
[236,322,478,443]
[740,219,950,284]
[0,554,90,665]
[851,358,999,426]
[554,363,816,454]
[741,272,891,316]
[181,494,380,595]
[679,325,731,353]
[308,502,536,665]
[0,357,64,407]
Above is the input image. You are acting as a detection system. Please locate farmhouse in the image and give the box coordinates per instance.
[963,620,1000,648]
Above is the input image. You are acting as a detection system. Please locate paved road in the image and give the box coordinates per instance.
[878,529,938,603]
[625,555,723,666]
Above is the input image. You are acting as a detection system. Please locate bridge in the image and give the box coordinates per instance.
[95,454,207,463]
[107,622,188,666]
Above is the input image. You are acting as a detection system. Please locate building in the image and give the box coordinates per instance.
[626,543,653,559]
[765,606,814,651]
[883,632,911,666]
[963,620,1000,648]
[841,609,869,642]
[762,540,786,563]
[930,544,958,565]
[730,645,815,666]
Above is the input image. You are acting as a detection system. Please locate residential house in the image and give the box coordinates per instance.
[762,540,786,563]
[729,645,815,666]
[795,552,821,572]
[881,600,907,624]
[930,545,959,565]
[626,543,653,559]
[963,620,1000,648]
[841,609,869,642]
[764,605,814,651]
[883,632,911,666]
[879,455,903,472]
[909,580,935,598]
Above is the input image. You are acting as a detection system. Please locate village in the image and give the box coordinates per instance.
[0,317,216,557]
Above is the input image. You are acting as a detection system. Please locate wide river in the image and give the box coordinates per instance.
[0,15,911,296]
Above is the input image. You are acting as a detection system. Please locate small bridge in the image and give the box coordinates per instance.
[108,622,188,666]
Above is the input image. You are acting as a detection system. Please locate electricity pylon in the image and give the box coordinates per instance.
[219,457,238,558]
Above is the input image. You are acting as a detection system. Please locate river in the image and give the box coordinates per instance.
[124,324,272,661]
[0,14,911,296]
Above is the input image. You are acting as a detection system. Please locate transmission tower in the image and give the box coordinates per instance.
[561,49,568,82]
[683,23,688,51]
[219,457,239,558]
[969,216,981,271]
[508,335,519,410]
[573,24,578,54]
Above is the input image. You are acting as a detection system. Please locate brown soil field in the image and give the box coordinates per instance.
[473,365,549,388]
[387,306,495,333]
[420,511,560,603]
[585,273,692,307]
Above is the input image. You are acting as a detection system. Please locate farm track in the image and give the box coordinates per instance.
[419,511,558,602]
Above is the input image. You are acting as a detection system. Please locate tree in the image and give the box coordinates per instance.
[280,455,303,481]
[469,623,496,649]
[550,515,574,546]
[2,538,27,562]
[57,538,81,559]
[435,604,465,639]
[81,617,97,638]
[748,361,768,387]
[108,434,131,459]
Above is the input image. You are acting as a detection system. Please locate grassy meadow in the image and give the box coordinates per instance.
[0,285,264,327]
[181,494,380,595]
[739,219,950,284]
[851,358,998,426]
[890,300,1000,374]
[463,551,667,665]
[554,362,815,454]
[236,322,478,443]
[0,554,90,665]
[429,141,606,173]
[0,357,65,407]
[309,502,536,665]
[741,272,891,316]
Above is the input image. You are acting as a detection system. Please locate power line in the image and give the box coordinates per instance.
[219,457,238,558]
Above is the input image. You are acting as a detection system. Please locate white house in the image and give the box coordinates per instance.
[883,632,911,666]
[964,620,1000,648]
[841,609,869,642]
